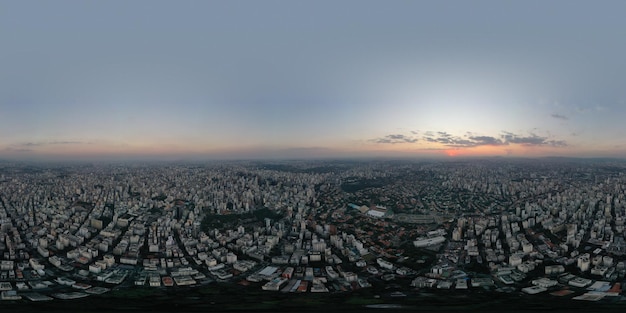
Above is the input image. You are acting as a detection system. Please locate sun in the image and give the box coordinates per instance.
[445,149,460,157]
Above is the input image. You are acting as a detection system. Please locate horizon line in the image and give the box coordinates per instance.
[2,155,626,164]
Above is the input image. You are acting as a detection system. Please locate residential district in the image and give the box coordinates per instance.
[1,158,626,306]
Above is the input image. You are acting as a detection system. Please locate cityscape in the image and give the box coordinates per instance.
[3,1,626,312]
[0,158,626,311]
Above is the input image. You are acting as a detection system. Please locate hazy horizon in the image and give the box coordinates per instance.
[2,1,626,160]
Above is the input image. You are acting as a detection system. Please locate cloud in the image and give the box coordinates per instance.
[16,140,86,147]
[550,113,568,120]
[447,139,475,147]
[420,130,568,148]
[423,137,438,143]
[422,135,445,144]
[422,132,505,148]
[546,140,567,147]
[502,132,545,145]
[49,141,84,145]
[369,134,418,144]
[6,140,88,151]
[467,136,506,146]
[501,132,567,147]
[422,132,459,145]
[3,147,33,152]
[21,142,43,147]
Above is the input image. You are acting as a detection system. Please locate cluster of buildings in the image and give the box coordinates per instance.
[398,160,626,301]
[0,163,330,300]
[1,159,626,303]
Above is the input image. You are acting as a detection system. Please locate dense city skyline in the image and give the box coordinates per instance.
[2,1,626,160]
[1,158,626,309]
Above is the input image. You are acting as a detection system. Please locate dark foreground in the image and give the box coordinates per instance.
[3,284,626,313]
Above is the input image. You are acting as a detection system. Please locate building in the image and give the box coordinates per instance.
[545,265,565,275]
[414,236,446,248]
[377,258,394,270]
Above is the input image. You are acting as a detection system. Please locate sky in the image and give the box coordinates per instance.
[1,0,626,160]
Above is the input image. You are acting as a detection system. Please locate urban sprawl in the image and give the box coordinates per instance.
[1,159,626,304]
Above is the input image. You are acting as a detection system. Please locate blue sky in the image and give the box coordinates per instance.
[1,0,626,159]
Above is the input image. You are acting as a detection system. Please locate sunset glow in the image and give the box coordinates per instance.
[445,150,460,157]
[1,1,626,160]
